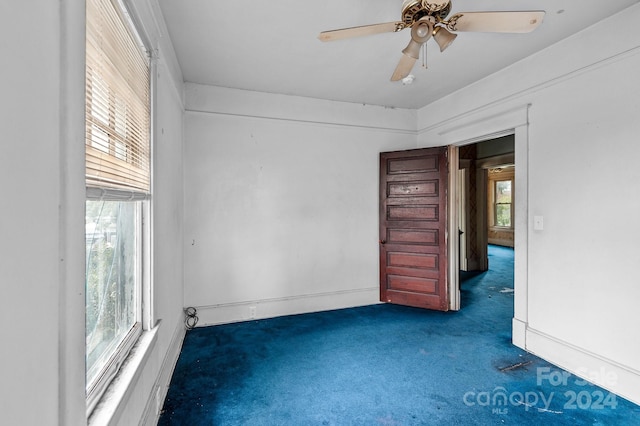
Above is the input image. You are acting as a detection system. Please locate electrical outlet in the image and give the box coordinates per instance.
[249,306,257,319]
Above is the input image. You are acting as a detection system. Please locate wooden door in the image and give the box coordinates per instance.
[379,147,449,311]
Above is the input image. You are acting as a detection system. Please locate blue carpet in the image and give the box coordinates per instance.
[159,246,640,425]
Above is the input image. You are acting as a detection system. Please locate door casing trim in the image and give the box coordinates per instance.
[432,103,530,346]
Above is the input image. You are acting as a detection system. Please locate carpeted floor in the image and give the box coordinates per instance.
[159,245,640,425]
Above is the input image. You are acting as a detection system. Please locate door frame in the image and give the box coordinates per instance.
[447,146,460,310]
[433,104,530,348]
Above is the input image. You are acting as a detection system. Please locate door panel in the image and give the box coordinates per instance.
[380,148,449,311]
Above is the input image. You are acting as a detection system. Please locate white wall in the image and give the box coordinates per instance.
[0,2,74,424]
[417,3,640,405]
[5,1,639,423]
[0,1,186,425]
[183,84,417,324]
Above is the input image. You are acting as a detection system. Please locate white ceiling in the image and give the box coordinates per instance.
[158,0,638,109]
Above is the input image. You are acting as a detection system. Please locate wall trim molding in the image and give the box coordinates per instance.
[418,45,640,137]
[184,82,418,135]
[140,317,187,426]
[526,326,640,406]
[185,108,417,136]
[420,104,529,147]
[193,287,380,327]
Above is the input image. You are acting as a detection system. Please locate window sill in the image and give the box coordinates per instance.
[88,322,160,426]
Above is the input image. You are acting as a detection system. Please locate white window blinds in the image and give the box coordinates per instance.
[86,0,150,192]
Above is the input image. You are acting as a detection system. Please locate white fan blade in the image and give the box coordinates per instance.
[390,54,417,81]
[448,11,545,33]
[318,21,404,42]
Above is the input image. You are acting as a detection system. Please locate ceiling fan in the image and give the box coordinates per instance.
[318,0,545,81]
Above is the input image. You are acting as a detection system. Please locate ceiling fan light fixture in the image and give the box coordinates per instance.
[433,26,457,52]
[414,22,431,38]
[412,20,433,42]
[319,1,547,83]
[402,19,433,59]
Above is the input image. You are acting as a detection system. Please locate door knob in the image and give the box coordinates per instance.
[380,239,387,245]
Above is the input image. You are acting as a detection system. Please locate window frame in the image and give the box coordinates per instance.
[85,191,150,415]
[488,168,515,230]
[84,0,153,416]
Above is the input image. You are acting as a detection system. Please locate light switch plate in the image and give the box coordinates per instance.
[534,216,544,231]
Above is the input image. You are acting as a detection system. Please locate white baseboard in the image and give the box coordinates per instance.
[139,316,186,426]
[525,326,640,406]
[511,317,526,349]
[192,287,380,327]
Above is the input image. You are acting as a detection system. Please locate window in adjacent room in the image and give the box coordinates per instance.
[488,167,514,229]
[85,0,151,414]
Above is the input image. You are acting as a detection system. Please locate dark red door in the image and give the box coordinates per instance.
[379,147,449,311]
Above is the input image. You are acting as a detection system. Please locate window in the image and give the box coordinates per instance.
[488,168,514,229]
[85,199,141,388]
[494,180,512,227]
[85,0,150,414]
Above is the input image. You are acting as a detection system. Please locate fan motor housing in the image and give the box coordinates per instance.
[402,0,452,25]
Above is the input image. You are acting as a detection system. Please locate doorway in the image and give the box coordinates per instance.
[378,137,516,314]
[456,135,516,332]
[415,103,530,348]
[458,135,515,276]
